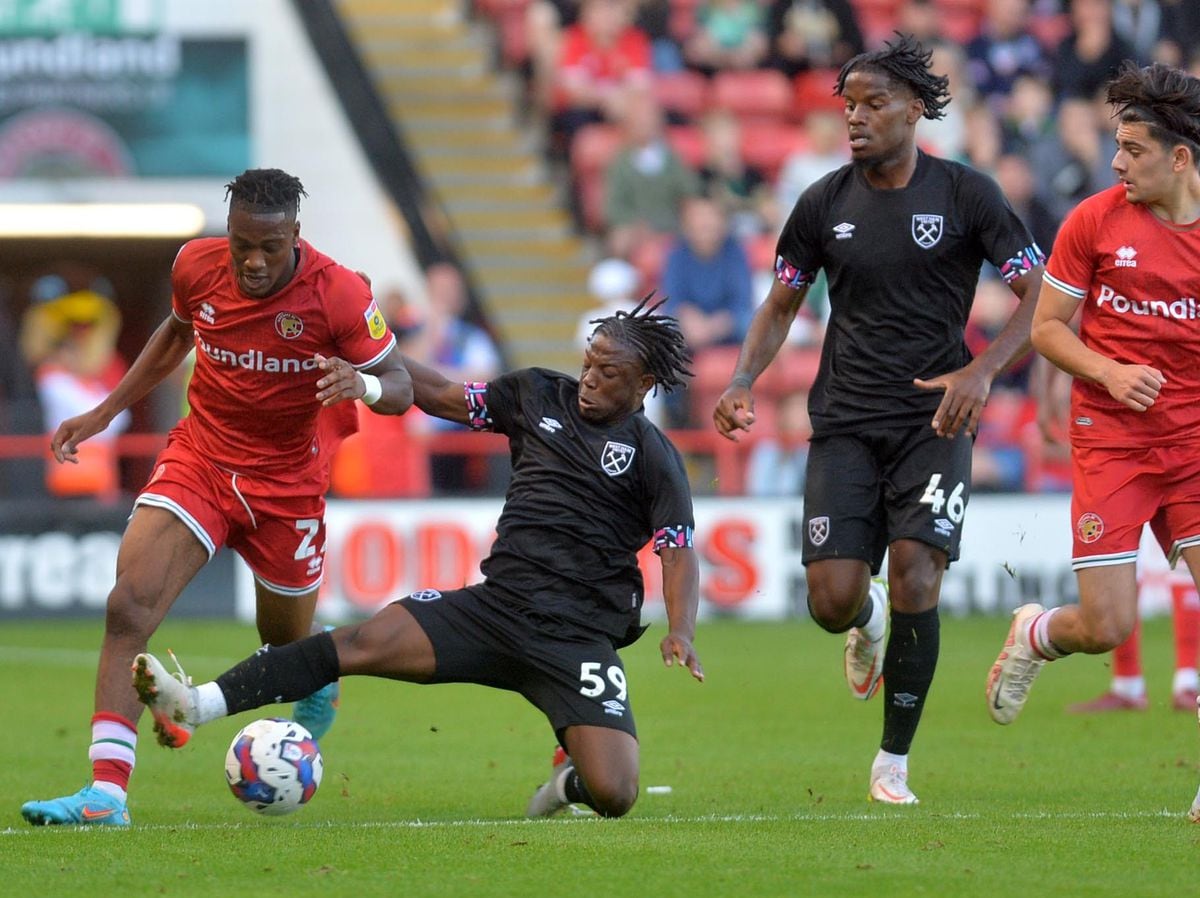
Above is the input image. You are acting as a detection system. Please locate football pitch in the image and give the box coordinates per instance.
[2,616,1197,897]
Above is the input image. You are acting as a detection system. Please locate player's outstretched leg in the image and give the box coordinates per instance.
[293,628,340,740]
[987,604,1048,725]
[526,745,574,818]
[21,783,131,827]
[845,578,888,700]
[131,651,199,748]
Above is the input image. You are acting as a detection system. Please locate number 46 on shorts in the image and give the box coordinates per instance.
[920,473,965,523]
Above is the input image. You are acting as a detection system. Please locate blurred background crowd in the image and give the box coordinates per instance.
[4,0,1196,503]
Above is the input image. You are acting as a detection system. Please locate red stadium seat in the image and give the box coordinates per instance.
[793,69,844,120]
[744,232,778,274]
[570,124,623,233]
[711,69,793,126]
[666,124,707,169]
[738,121,809,182]
[668,0,701,43]
[651,70,711,122]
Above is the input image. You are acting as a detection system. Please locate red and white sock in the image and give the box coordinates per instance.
[1172,582,1200,683]
[88,712,136,802]
[1029,607,1068,660]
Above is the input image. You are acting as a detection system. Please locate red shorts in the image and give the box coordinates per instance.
[1071,443,1200,570]
[135,435,326,594]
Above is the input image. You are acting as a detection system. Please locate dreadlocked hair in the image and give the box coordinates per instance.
[590,294,693,395]
[836,32,950,121]
[224,168,308,216]
[1107,60,1200,164]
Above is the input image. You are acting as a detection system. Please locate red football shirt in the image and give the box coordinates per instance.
[554,25,651,111]
[1044,184,1200,448]
[170,237,395,487]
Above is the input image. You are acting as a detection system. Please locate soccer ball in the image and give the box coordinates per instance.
[224,717,323,816]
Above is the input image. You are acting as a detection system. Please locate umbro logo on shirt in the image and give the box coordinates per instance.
[1114,245,1138,268]
[832,222,855,240]
[539,416,562,433]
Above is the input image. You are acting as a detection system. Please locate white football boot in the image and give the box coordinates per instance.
[845,578,888,700]
[132,650,199,748]
[525,746,573,818]
[986,604,1047,725]
[868,764,919,805]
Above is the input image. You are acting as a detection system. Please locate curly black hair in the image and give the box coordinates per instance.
[224,168,308,216]
[589,294,693,395]
[836,33,951,121]
[1107,60,1200,163]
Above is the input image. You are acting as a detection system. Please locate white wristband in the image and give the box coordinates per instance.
[359,373,383,406]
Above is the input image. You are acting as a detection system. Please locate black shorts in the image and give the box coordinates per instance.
[802,425,973,572]
[397,585,637,740]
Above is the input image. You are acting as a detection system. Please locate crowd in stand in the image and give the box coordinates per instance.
[475,0,1200,493]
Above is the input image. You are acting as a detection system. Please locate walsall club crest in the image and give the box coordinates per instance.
[275,311,304,339]
[911,214,944,249]
[601,441,636,477]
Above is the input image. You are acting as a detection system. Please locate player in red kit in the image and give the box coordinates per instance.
[983,63,1200,819]
[21,169,413,827]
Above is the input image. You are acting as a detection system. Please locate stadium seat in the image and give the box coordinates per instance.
[744,232,778,275]
[711,69,793,127]
[569,124,623,233]
[651,70,711,123]
[793,69,844,119]
[668,0,701,43]
[849,0,903,47]
[666,124,707,169]
[739,121,809,182]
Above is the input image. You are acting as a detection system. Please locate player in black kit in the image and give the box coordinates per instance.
[713,35,1045,804]
[132,299,704,819]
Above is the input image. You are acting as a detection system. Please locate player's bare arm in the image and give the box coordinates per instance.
[400,354,474,426]
[713,279,808,441]
[916,266,1044,438]
[1031,280,1164,413]
[315,346,413,415]
[51,314,194,464]
[659,546,704,682]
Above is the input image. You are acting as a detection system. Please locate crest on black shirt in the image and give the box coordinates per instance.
[911,214,943,249]
[601,441,636,477]
[808,516,830,546]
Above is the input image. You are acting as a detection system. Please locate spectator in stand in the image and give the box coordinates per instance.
[682,0,769,76]
[1156,0,1200,68]
[29,287,131,502]
[661,196,754,354]
[767,0,864,77]
[962,99,1004,171]
[775,108,849,214]
[603,87,700,258]
[917,43,972,161]
[0,280,44,500]
[661,197,754,425]
[405,262,504,494]
[994,152,1060,258]
[697,109,773,239]
[965,0,1053,116]
[1111,0,1164,62]
[1029,94,1117,223]
[549,0,653,154]
[893,0,943,48]
[1053,0,1139,102]
[745,388,811,497]
[998,72,1058,158]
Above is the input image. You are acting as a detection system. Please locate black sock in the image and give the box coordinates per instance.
[216,631,341,715]
[880,606,940,756]
[562,766,595,807]
[850,598,874,630]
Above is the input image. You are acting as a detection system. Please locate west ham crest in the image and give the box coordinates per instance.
[808,515,830,546]
[601,441,636,477]
[911,214,943,249]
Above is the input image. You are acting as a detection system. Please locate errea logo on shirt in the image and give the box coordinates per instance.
[1114,246,1138,268]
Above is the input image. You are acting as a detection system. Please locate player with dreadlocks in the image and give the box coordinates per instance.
[713,33,1045,804]
[132,298,703,820]
[22,169,412,827]
[984,61,1200,820]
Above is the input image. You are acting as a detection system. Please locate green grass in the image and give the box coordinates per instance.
[2,616,1198,896]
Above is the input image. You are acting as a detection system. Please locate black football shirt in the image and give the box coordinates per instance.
[468,368,695,641]
[775,150,1043,436]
